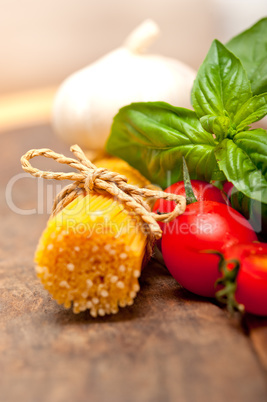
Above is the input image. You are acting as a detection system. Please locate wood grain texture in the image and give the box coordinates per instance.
[0,126,267,402]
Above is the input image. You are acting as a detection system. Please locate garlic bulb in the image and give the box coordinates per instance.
[52,19,197,152]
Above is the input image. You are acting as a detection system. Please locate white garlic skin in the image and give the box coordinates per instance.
[52,23,196,151]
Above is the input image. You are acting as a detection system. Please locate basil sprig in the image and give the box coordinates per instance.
[106,103,223,188]
[106,25,267,203]
[192,40,267,202]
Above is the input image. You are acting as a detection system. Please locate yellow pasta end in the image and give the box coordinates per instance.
[35,192,147,316]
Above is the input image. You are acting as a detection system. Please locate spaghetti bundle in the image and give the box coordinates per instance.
[21,145,185,316]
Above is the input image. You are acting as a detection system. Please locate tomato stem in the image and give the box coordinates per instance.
[215,258,245,314]
[182,158,198,204]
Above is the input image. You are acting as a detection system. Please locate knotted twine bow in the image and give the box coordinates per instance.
[21,145,186,257]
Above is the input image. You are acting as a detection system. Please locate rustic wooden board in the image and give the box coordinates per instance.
[0,125,267,402]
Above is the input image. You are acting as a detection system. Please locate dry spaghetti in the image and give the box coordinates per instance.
[21,145,186,316]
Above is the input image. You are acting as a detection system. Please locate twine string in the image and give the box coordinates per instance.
[21,145,186,243]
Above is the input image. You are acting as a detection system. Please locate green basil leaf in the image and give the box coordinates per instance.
[192,40,252,120]
[200,115,230,141]
[250,60,267,95]
[106,102,223,188]
[214,129,267,202]
[234,93,267,132]
[226,18,267,95]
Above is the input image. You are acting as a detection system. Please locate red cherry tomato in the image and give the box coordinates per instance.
[221,243,267,316]
[161,201,257,298]
[153,180,227,248]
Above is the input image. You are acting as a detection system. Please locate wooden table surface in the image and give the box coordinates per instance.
[0,92,267,402]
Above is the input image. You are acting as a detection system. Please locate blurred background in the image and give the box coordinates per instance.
[0,0,266,130]
[1,0,267,93]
